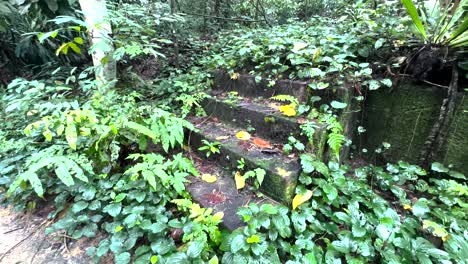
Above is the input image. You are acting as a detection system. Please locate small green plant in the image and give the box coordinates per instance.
[221,203,290,262]
[243,168,266,190]
[198,140,221,158]
[282,136,305,154]
[237,158,246,170]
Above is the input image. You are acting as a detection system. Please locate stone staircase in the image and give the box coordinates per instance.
[185,72,357,230]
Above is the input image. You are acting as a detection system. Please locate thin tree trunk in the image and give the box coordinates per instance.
[170,0,180,69]
[78,0,116,87]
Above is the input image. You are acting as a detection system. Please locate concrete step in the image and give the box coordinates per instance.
[187,116,301,203]
[212,70,351,104]
[186,154,277,231]
[202,94,327,144]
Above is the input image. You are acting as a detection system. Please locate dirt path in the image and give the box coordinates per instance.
[0,206,89,264]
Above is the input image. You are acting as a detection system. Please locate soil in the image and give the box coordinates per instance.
[0,206,91,264]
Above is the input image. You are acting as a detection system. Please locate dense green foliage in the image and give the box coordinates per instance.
[1,0,467,263]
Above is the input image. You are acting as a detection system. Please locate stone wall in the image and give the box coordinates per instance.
[359,80,467,174]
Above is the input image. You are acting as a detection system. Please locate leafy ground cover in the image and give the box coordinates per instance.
[1,0,467,263]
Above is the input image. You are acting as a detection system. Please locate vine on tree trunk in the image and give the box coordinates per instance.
[419,62,459,167]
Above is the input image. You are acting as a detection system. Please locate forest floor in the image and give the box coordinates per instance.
[0,206,90,264]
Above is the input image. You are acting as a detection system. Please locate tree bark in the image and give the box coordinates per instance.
[78,0,116,87]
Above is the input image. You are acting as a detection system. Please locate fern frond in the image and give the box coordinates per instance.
[271,94,299,106]
[327,132,345,161]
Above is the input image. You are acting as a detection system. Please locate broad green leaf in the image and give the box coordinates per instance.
[71,201,88,213]
[401,0,427,40]
[74,37,84,44]
[18,171,44,198]
[55,162,74,187]
[126,121,156,139]
[151,239,174,255]
[165,252,189,264]
[103,202,122,217]
[260,203,278,214]
[114,193,127,203]
[68,42,81,54]
[431,162,449,173]
[38,30,59,43]
[65,118,78,150]
[231,234,247,253]
[115,252,131,264]
[208,255,218,264]
[186,240,204,259]
[412,198,430,217]
[374,38,385,49]
[380,79,392,87]
[447,16,468,45]
[96,239,110,257]
[368,80,381,90]
[142,171,157,190]
[330,101,347,109]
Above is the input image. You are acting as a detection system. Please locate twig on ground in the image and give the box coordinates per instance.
[0,219,51,262]
[30,237,47,264]
[4,227,23,234]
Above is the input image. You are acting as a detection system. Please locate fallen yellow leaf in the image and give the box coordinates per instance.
[403,204,412,210]
[235,171,245,189]
[201,174,217,183]
[279,104,297,117]
[215,135,230,140]
[236,131,251,140]
[230,72,240,80]
[292,190,313,210]
[276,167,292,177]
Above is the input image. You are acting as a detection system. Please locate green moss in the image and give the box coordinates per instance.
[264,116,276,123]
[439,94,468,173]
[363,82,445,163]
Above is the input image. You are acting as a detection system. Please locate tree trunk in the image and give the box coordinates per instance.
[78,0,116,87]
[170,0,180,68]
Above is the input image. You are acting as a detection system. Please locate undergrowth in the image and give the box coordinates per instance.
[1,1,467,263]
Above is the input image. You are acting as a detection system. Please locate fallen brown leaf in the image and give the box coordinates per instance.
[253,137,273,149]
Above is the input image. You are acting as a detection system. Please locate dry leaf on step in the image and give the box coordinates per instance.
[297,118,307,124]
[201,174,217,183]
[253,137,273,149]
[215,135,230,140]
[235,171,245,189]
[279,104,297,117]
[236,131,251,140]
[230,72,240,80]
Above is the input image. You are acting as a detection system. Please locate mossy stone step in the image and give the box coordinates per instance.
[187,117,301,203]
[202,96,326,144]
[213,70,351,104]
[213,71,309,102]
